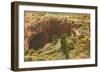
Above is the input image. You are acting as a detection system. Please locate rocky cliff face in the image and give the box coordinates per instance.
[24,11,90,61]
[24,15,72,50]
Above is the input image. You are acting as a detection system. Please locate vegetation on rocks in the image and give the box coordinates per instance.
[24,11,90,61]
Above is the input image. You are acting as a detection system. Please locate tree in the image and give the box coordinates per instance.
[60,34,69,59]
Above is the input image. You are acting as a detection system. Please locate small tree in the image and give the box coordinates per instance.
[60,34,69,59]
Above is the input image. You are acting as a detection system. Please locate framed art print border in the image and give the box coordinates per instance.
[11,1,98,71]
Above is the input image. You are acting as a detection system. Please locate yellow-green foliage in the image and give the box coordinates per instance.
[24,11,90,61]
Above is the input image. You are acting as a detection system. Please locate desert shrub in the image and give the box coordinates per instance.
[60,34,69,59]
[24,11,90,61]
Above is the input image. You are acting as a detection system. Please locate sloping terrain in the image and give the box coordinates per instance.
[24,11,90,61]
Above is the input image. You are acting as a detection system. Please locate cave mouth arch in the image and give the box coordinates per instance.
[26,16,72,50]
[29,32,46,50]
[28,29,71,51]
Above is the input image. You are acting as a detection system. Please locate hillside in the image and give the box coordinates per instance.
[24,11,90,61]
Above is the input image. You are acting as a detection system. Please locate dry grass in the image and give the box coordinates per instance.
[24,11,90,61]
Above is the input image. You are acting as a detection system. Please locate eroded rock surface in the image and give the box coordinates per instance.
[24,16,72,50]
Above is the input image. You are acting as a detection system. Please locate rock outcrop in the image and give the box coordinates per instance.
[24,16,72,50]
